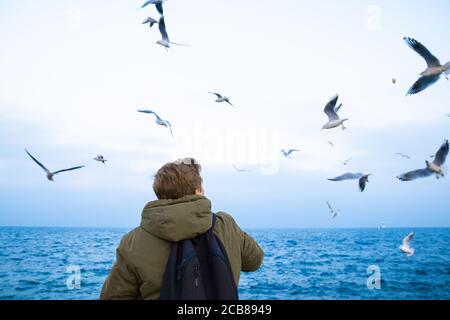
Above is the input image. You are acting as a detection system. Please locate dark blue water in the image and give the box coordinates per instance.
[0,227,448,300]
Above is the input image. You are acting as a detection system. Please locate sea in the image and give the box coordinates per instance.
[0,227,448,300]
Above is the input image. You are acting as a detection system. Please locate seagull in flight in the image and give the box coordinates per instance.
[140,0,164,15]
[342,158,352,166]
[328,172,372,192]
[156,16,188,49]
[399,232,415,257]
[25,149,85,182]
[93,155,107,164]
[137,109,173,137]
[142,17,158,29]
[232,165,251,173]
[326,202,341,219]
[397,140,449,181]
[321,94,348,131]
[404,37,449,95]
[378,223,387,230]
[281,149,300,158]
[395,153,411,160]
[209,92,233,107]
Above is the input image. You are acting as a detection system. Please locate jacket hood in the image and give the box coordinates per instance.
[140,195,213,242]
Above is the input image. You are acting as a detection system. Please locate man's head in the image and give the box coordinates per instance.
[153,158,203,200]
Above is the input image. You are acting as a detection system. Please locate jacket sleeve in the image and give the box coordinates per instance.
[238,227,264,272]
[100,248,140,300]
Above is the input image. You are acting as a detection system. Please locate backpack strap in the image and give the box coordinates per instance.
[209,214,217,233]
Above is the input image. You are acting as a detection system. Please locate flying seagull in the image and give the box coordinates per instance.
[328,172,372,192]
[404,37,449,95]
[137,109,173,137]
[209,92,233,107]
[25,149,85,182]
[395,153,411,160]
[140,0,164,15]
[399,232,415,257]
[378,223,387,230]
[142,17,158,29]
[93,155,107,164]
[326,202,341,219]
[397,140,449,181]
[232,165,251,173]
[342,158,352,166]
[156,16,188,49]
[321,94,348,130]
[281,149,300,158]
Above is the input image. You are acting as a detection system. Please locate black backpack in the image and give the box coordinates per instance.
[159,214,239,300]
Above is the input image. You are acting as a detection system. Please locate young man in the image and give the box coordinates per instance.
[100,158,264,300]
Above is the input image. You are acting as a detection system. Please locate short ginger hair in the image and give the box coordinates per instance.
[153,158,203,200]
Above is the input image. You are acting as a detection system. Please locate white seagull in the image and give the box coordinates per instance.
[399,232,415,257]
[342,158,352,166]
[326,202,341,219]
[328,172,372,192]
[93,155,107,164]
[378,223,387,230]
[232,165,251,173]
[156,16,188,49]
[404,37,449,95]
[321,94,348,131]
[209,92,233,107]
[281,149,300,158]
[397,140,449,181]
[140,0,164,15]
[395,153,411,160]
[137,109,173,137]
[142,17,158,29]
[25,149,85,182]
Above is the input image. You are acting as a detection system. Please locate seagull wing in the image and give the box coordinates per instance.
[140,0,155,9]
[359,176,368,192]
[326,202,333,211]
[137,109,162,121]
[328,172,364,181]
[25,149,50,174]
[397,168,434,181]
[209,92,223,99]
[155,2,164,15]
[324,94,339,121]
[166,121,174,137]
[158,16,169,42]
[286,149,300,156]
[432,139,449,166]
[404,37,441,67]
[334,103,342,114]
[225,100,234,107]
[402,232,415,248]
[407,75,441,96]
[53,166,85,175]
[142,17,158,26]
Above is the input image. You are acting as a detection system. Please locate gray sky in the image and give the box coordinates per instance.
[0,0,449,228]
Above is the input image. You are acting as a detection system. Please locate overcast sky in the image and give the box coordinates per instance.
[0,0,449,228]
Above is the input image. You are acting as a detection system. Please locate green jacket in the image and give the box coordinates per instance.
[100,195,264,300]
